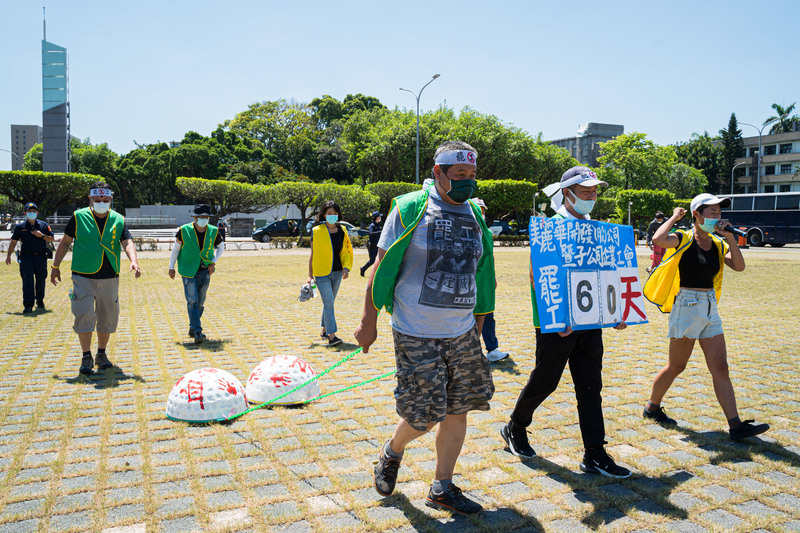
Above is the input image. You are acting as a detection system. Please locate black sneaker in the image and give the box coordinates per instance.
[79,355,94,375]
[730,420,770,441]
[580,447,631,478]
[188,328,195,338]
[425,482,482,514]
[36,302,45,310]
[22,307,33,314]
[643,406,677,427]
[194,332,207,344]
[328,336,343,346]
[95,352,113,370]
[500,421,536,458]
[373,441,402,496]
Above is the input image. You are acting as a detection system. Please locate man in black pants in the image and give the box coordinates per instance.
[359,211,382,277]
[501,166,632,478]
[5,203,55,312]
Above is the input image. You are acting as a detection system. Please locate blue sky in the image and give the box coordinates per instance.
[2,0,798,170]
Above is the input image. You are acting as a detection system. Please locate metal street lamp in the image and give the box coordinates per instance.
[0,148,20,169]
[740,119,777,193]
[400,74,441,185]
[730,161,748,195]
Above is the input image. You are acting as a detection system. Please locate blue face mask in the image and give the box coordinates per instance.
[26,212,37,221]
[325,214,339,225]
[566,191,595,216]
[699,218,719,233]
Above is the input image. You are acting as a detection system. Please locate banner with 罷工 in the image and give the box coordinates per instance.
[528,216,648,333]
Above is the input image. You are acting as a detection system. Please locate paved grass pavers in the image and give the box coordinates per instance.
[0,247,797,532]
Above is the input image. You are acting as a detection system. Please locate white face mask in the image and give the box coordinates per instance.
[92,202,110,214]
[195,218,209,228]
[566,191,595,216]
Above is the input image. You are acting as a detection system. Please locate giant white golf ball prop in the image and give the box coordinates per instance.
[166,368,248,422]
[246,355,320,405]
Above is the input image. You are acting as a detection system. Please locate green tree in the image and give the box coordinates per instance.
[597,132,677,190]
[341,105,576,186]
[476,179,538,223]
[266,181,324,236]
[719,113,745,193]
[316,183,379,225]
[0,171,101,218]
[22,144,43,170]
[674,132,723,193]
[668,163,708,198]
[365,182,420,215]
[765,102,799,134]
[614,189,675,228]
[175,177,275,222]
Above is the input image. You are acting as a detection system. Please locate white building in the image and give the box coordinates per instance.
[734,126,800,193]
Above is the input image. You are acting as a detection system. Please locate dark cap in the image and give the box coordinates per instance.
[24,202,38,211]
[372,211,382,218]
[191,204,212,217]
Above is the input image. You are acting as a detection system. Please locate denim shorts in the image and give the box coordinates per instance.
[668,289,723,339]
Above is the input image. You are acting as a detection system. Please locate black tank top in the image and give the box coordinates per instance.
[678,234,719,289]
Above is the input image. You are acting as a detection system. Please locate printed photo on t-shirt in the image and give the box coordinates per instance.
[420,211,481,308]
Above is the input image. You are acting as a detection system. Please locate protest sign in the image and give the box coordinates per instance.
[529,217,648,333]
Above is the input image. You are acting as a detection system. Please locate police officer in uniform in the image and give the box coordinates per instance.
[5,202,55,313]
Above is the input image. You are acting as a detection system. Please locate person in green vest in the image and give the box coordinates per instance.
[354,141,495,515]
[168,204,225,344]
[51,182,141,375]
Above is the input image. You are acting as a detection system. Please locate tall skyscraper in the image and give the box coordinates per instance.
[42,15,70,172]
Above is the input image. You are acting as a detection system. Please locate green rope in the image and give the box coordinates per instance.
[224,346,364,421]
[301,369,396,404]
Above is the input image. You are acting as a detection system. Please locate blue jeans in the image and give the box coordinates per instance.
[481,312,498,352]
[316,270,343,335]
[182,268,211,334]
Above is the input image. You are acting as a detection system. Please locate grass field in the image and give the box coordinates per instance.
[0,247,798,532]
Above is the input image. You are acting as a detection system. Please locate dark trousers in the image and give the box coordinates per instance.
[510,328,605,449]
[20,256,47,307]
[481,312,498,352]
[361,243,378,272]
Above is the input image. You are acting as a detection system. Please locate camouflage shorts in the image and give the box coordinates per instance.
[392,326,494,432]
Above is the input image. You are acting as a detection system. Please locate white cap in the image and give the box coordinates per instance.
[690,193,731,214]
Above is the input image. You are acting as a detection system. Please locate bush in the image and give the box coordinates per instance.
[615,189,675,227]
[495,235,529,246]
[365,182,420,215]
[673,198,691,212]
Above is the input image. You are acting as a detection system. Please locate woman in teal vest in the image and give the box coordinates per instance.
[307,201,353,347]
[168,204,224,344]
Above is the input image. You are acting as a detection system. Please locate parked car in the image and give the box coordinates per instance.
[489,220,513,237]
[251,219,300,242]
[340,221,369,237]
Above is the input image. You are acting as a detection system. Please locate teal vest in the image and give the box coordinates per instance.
[71,208,124,274]
[177,223,218,278]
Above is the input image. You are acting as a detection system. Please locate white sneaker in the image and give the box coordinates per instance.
[486,348,509,362]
